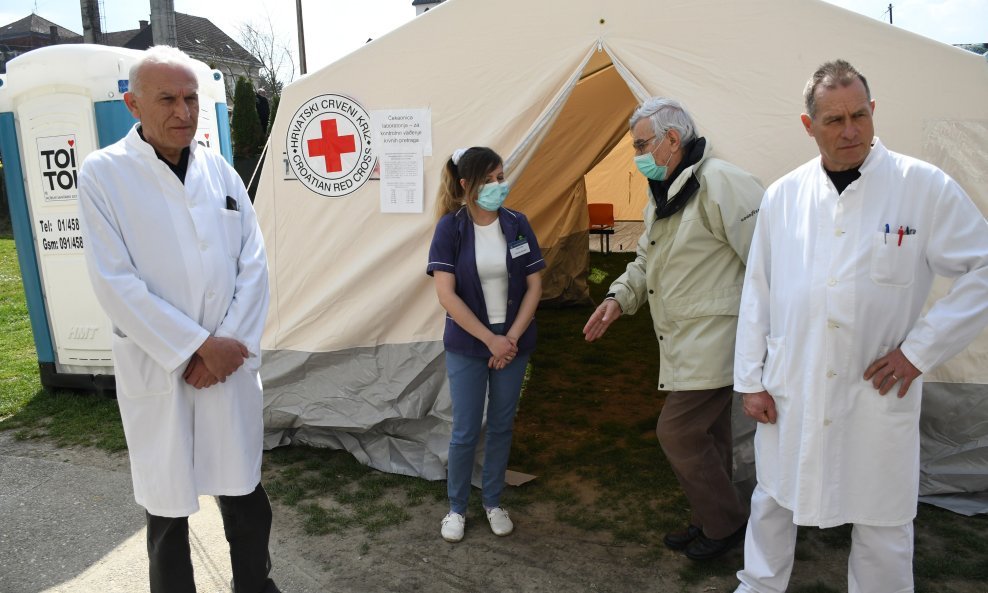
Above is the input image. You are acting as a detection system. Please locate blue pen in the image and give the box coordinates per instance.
[885,223,889,244]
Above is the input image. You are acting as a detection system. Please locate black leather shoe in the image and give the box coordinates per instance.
[684,524,746,561]
[663,524,702,550]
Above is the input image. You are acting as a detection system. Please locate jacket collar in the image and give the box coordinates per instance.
[857,137,887,175]
[647,136,710,220]
[667,136,711,196]
[125,123,200,160]
[812,137,887,189]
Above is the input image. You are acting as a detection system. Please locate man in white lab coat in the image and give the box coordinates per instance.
[78,46,279,593]
[733,59,988,592]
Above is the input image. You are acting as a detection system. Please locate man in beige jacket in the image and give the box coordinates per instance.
[584,97,763,560]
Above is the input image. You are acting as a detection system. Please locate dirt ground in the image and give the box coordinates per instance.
[5,433,986,593]
[0,434,809,593]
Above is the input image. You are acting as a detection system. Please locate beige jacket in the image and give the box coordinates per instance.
[610,141,763,391]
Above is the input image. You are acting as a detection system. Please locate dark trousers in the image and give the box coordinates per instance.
[656,386,749,539]
[146,482,279,593]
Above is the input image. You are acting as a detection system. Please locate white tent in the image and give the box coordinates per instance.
[254,0,988,507]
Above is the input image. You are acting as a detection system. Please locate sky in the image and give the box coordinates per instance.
[2,0,985,83]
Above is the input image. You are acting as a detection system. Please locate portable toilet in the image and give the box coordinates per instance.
[0,44,233,393]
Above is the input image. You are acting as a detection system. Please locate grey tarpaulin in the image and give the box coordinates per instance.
[732,382,988,516]
[261,342,491,484]
[918,382,988,515]
[261,342,453,480]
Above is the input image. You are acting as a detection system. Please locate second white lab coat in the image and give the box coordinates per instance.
[734,139,988,527]
[78,125,269,517]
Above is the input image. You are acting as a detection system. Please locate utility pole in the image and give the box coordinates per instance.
[296,0,307,75]
[883,3,893,25]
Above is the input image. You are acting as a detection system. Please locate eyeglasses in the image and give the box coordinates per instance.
[632,135,657,153]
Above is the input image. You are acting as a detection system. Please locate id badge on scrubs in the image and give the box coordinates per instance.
[509,238,531,259]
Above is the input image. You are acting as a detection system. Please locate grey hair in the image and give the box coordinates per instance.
[129,45,197,96]
[803,59,871,119]
[628,97,697,145]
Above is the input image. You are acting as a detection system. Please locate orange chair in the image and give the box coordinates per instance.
[588,203,616,253]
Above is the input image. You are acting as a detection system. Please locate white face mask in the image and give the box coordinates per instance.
[476,182,509,211]
[633,136,673,181]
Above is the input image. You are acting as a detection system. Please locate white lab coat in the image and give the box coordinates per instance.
[734,139,988,527]
[78,125,269,517]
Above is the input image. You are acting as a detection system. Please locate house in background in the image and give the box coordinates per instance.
[103,13,261,99]
[412,0,446,16]
[0,7,260,100]
[957,43,988,56]
[0,14,82,73]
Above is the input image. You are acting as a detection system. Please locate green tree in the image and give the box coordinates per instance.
[231,76,262,158]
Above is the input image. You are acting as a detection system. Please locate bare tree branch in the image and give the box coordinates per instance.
[237,15,296,95]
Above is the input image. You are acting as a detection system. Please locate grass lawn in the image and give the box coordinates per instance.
[0,236,125,450]
[1,235,986,591]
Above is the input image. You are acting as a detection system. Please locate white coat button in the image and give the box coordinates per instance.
[824,419,832,426]
[834,228,843,236]
[827,321,839,329]
[207,290,216,299]
[827,370,837,378]
[199,242,208,252]
[828,278,837,287]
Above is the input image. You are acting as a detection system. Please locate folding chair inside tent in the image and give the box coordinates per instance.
[588,203,616,253]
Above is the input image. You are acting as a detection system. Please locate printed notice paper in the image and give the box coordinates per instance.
[380,145,423,214]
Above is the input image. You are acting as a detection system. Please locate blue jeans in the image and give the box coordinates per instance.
[445,336,530,515]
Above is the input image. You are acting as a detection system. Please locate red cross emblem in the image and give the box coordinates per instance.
[307,118,356,173]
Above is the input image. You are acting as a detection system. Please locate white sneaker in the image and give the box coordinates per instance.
[485,506,514,536]
[441,511,465,542]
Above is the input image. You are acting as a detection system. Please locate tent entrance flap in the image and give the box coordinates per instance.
[507,48,641,303]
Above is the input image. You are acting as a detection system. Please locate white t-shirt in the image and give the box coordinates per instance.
[474,219,508,324]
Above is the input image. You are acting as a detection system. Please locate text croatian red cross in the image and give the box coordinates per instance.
[307,119,356,173]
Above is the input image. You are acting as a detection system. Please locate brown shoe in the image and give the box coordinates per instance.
[663,524,702,550]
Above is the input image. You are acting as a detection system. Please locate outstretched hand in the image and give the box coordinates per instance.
[583,299,622,342]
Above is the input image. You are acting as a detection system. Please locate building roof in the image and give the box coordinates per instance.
[411,0,442,5]
[103,13,259,68]
[0,13,81,42]
[176,12,258,66]
[956,43,988,55]
[102,27,142,47]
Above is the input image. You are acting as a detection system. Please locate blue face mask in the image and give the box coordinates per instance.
[476,181,509,211]
[633,136,673,181]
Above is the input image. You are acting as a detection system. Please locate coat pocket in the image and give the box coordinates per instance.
[875,343,921,416]
[762,335,788,398]
[663,285,742,321]
[111,334,173,398]
[218,209,242,259]
[870,231,917,287]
